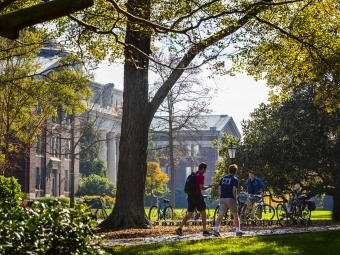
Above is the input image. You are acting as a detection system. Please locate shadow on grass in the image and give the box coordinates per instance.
[104,230,340,255]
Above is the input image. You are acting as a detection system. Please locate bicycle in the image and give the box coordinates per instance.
[239,192,276,225]
[148,191,174,222]
[82,194,110,220]
[276,188,315,227]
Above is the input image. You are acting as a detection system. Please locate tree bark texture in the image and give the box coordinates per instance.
[168,114,176,208]
[100,0,152,229]
[0,0,93,39]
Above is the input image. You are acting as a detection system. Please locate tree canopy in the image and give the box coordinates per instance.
[0,29,92,174]
[230,0,340,111]
[239,84,340,220]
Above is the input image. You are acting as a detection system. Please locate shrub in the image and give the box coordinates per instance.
[0,176,105,254]
[0,200,105,254]
[77,195,115,209]
[79,174,116,197]
[0,175,22,206]
[33,196,70,207]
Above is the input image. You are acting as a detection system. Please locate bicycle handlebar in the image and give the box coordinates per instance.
[151,191,171,199]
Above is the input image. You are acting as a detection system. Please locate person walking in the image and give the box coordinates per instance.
[246,170,265,195]
[176,162,213,236]
[213,164,243,237]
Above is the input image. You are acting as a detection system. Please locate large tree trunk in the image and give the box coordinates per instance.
[99,0,151,229]
[332,189,340,221]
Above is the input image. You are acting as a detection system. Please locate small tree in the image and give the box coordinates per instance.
[79,123,108,178]
[149,54,215,207]
[145,162,169,207]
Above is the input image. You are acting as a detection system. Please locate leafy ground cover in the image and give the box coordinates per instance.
[103,229,340,254]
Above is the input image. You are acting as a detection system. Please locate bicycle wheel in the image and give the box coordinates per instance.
[148,206,159,221]
[213,205,230,225]
[213,205,220,225]
[164,206,174,221]
[239,203,249,221]
[290,202,300,225]
[277,204,292,227]
[101,208,108,219]
[261,204,276,220]
[300,203,311,225]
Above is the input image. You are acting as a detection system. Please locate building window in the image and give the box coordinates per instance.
[161,167,167,173]
[186,145,191,156]
[65,139,71,159]
[35,167,42,190]
[186,145,199,157]
[186,167,192,177]
[52,109,61,124]
[65,112,71,126]
[64,170,70,192]
[51,136,60,158]
[193,145,199,157]
[36,136,45,155]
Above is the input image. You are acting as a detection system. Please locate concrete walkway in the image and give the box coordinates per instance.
[102,224,340,247]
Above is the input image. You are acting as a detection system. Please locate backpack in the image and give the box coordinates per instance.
[184,172,197,194]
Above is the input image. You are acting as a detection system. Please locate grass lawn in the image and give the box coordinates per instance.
[104,229,340,254]
[311,210,332,220]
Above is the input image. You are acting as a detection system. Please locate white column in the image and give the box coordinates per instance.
[107,132,117,184]
[98,131,107,167]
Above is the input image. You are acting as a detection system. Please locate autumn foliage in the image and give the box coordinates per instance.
[145,162,169,197]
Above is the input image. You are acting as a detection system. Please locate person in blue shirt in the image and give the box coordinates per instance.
[246,170,265,220]
[213,164,243,237]
[246,170,265,195]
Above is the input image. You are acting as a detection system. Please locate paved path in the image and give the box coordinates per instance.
[102,224,340,247]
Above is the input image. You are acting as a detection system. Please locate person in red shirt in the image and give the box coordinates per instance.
[176,162,213,236]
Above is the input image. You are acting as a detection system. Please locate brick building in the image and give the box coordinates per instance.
[11,47,122,199]
[151,115,242,191]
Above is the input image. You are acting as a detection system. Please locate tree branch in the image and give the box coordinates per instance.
[0,0,16,13]
[148,11,257,120]
[0,0,94,39]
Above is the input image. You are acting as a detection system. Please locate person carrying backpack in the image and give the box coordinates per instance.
[176,162,213,236]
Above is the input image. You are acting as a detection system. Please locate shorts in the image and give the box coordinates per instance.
[187,194,206,212]
[219,198,238,214]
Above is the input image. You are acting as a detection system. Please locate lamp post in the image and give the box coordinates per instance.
[227,142,237,164]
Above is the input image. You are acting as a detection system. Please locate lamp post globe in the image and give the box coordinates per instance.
[227,143,237,164]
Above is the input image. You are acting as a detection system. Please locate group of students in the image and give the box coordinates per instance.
[175,162,265,237]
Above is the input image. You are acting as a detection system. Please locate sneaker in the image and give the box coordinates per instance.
[175,228,183,236]
[213,231,221,237]
[236,231,244,237]
[203,230,212,236]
